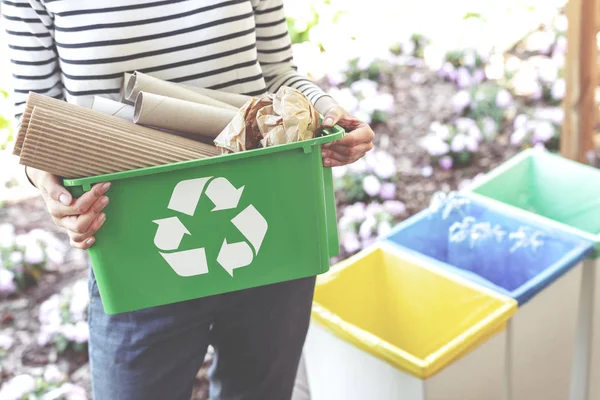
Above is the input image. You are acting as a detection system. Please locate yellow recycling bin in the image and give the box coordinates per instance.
[303,243,517,400]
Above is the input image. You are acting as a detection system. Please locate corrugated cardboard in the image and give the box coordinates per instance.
[133,92,236,139]
[125,72,238,111]
[20,106,219,178]
[15,92,219,157]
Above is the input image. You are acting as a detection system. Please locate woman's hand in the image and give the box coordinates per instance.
[27,167,111,250]
[317,99,375,167]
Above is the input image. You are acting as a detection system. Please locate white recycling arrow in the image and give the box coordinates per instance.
[232,205,268,254]
[168,177,212,216]
[216,239,254,277]
[152,217,190,251]
[205,177,245,211]
[159,248,209,277]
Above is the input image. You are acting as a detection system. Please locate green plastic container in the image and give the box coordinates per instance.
[63,127,344,314]
[466,148,600,255]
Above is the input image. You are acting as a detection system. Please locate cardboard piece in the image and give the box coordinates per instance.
[91,96,135,121]
[14,93,219,157]
[125,72,238,111]
[133,92,236,139]
[20,105,219,178]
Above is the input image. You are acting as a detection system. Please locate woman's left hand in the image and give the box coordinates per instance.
[319,104,375,167]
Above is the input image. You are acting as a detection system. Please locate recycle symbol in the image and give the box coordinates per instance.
[152,177,268,277]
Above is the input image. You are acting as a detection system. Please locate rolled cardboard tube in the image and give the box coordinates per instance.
[133,92,237,139]
[91,96,135,121]
[178,84,252,108]
[126,72,238,111]
[120,72,134,105]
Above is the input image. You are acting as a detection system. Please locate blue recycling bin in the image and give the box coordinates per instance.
[384,194,593,400]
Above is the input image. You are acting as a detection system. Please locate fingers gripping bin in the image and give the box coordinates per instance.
[385,190,593,400]
[63,128,343,314]
[465,148,600,400]
[303,243,517,400]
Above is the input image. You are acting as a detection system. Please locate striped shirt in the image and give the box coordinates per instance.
[2,0,328,122]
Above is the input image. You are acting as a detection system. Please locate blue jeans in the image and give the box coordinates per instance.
[87,269,315,400]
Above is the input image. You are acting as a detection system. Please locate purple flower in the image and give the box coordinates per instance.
[379,182,396,200]
[420,135,450,157]
[472,69,485,84]
[342,233,361,254]
[439,155,453,170]
[0,268,16,294]
[383,200,406,216]
[495,89,513,108]
[450,134,467,152]
[43,365,64,384]
[438,62,457,81]
[551,79,565,101]
[464,135,479,152]
[452,90,471,113]
[362,175,382,197]
[456,67,472,88]
[532,121,555,143]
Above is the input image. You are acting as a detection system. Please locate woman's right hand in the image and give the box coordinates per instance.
[28,167,111,250]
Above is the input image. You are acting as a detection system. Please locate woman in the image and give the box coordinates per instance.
[4,1,374,398]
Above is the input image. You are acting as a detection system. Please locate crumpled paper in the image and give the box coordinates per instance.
[214,87,321,153]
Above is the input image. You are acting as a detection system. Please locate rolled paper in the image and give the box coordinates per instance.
[178,84,252,108]
[91,96,135,121]
[125,72,238,111]
[14,92,218,157]
[133,92,237,139]
[120,72,134,105]
[20,106,219,178]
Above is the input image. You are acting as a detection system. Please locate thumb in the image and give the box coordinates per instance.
[40,173,72,206]
[322,106,344,128]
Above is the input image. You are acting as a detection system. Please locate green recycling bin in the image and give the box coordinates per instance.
[466,148,600,400]
[63,127,344,314]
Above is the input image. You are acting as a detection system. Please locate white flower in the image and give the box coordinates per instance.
[332,166,347,180]
[0,333,14,350]
[420,135,450,157]
[359,217,377,240]
[430,122,450,140]
[46,248,65,266]
[551,79,566,101]
[72,321,89,344]
[379,183,396,201]
[347,158,367,174]
[365,202,384,217]
[463,51,476,67]
[0,374,36,400]
[350,79,378,98]
[456,67,472,88]
[538,61,558,83]
[366,151,396,179]
[532,121,555,143]
[514,114,529,130]
[0,223,16,248]
[452,90,471,113]
[0,268,16,294]
[402,39,416,56]
[43,365,64,384]
[510,128,528,146]
[9,252,23,265]
[450,134,467,152]
[495,89,513,108]
[344,203,367,222]
[377,220,393,238]
[353,109,372,125]
[464,135,479,152]
[421,165,433,177]
[362,175,382,197]
[554,15,568,32]
[42,383,88,400]
[328,87,359,113]
[455,118,477,133]
[342,233,361,254]
[24,242,45,264]
[482,117,497,138]
[383,200,406,216]
[467,125,482,142]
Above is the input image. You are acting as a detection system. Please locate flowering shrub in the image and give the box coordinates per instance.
[438,48,488,89]
[510,109,562,150]
[420,118,484,170]
[38,280,89,353]
[333,150,397,203]
[327,78,394,124]
[0,224,67,295]
[338,200,407,254]
[0,89,13,150]
[0,368,87,400]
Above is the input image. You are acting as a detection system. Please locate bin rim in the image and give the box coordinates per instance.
[62,125,344,189]
[311,242,517,379]
[462,148,600,251]
[383,197,595,305]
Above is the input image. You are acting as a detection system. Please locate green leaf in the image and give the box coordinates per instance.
[55,335,69,353]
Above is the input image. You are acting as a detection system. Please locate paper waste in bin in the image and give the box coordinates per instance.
[63,127,343,314]
[303,242,517,400]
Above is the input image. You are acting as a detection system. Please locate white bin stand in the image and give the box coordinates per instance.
[303,323,508,400]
